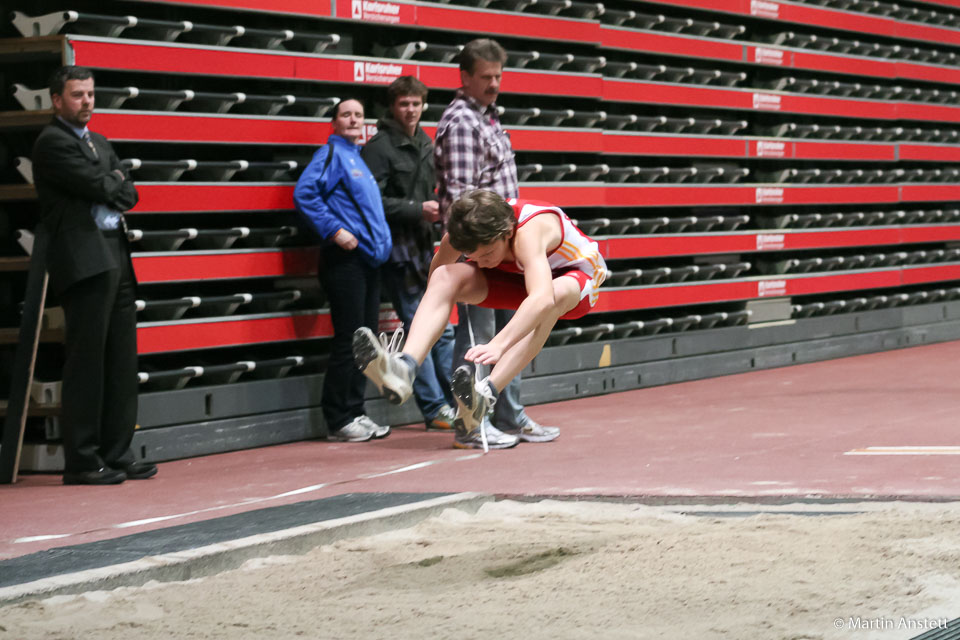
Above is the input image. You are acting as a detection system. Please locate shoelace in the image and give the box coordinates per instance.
[378,327,404,358]
[477,377,496,407]
[463,311,489,453]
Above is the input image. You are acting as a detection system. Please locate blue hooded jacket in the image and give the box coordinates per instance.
[294,134,392,266]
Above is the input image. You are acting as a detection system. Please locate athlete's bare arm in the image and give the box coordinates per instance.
[428,233,462,279]
[465,215,563,365]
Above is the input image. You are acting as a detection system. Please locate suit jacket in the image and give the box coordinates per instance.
[31,118,139,295]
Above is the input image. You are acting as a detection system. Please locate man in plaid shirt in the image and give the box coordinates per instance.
[434,38,559,448]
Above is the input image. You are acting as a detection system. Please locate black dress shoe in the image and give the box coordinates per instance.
[116,462,158,480]
[63,467,127,485]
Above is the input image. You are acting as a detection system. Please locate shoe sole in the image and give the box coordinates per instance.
[326,434,374,442]
[451,366,486,433]
[453,437,518,450]
[352,327,411,406]
[63,474,126,485]
[518,434,559,443]
[126,467,159,479]
[505,430,560,443]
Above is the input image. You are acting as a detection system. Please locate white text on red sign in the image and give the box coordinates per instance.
[755,140,786,158]
[756,187,784,204]
[758,279,788,297]
[753,93,782,111]
[753,47,785,66]
[751,0,780,19]
[353,61,404,84]
[756,234,786,251]
[352,0,402,23]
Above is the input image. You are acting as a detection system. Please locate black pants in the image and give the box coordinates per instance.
[59,234,138,473]
[318,245,381,432]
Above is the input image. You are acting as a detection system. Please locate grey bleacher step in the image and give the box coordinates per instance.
[908,617,960,640]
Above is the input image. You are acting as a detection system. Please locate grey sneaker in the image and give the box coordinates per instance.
[450,365,496,436]
[353,327,414,405]
[452,417,519,450]
[502,419,560,443]
[359,415,390,439]
[327,416,375,442]
[425,404,456,431]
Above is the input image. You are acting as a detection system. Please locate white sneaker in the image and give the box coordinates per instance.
[327,416,375,442]
[450,365,497,437]
[502,419,560,443]
[353,327,415,405]
[359,415,390,439]
[453,417,519,450]
[425,404,457,431]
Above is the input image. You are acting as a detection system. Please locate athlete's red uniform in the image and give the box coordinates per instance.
[475,199,607,320]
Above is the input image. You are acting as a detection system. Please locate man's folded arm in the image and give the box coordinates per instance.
[33,135,130,205]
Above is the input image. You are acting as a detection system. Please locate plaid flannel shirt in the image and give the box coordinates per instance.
[434,89,518,221]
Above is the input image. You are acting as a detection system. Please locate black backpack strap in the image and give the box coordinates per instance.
[321,141,335,177]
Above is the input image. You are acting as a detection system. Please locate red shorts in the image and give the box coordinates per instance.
[475,267,599,320]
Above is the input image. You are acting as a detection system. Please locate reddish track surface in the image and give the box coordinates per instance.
[3,341,959,561]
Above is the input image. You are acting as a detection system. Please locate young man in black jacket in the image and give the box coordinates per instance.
[361,77,456,431]
[32,66,157,484]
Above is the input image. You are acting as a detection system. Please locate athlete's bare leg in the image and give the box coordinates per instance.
[402,262,488,364]
[487,275,581,391]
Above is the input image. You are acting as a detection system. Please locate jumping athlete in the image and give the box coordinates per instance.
[353,189,607,449]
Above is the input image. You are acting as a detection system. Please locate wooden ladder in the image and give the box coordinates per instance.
[0,231,50,483]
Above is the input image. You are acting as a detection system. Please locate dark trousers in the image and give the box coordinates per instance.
[318,245,381,432]
[59,234,138,473]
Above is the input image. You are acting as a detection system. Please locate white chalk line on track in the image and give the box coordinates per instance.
[11,452,486,545]
[844,446,960,455]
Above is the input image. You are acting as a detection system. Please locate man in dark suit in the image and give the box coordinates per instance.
[32,66,157,485]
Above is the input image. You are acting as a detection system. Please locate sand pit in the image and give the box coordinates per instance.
[2,499,959,640]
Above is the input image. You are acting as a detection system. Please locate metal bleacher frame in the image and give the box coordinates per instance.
[6,0,960,469]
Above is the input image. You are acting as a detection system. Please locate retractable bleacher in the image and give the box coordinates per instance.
[5,0,960,466]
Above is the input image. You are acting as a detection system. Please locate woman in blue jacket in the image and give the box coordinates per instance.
[295,99,393,442]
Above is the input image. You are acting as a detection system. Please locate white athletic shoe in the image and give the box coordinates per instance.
[502,419,560,443]
[359,414,390,439]
[425,404,457,431]
[453,417,519,450]
[353,327,415,405]
[327,416,375,442]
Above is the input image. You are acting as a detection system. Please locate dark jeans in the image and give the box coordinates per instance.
[318,245,381,432]
[59,233,138,472]
[453,304,530,431]
[381,262,454,420]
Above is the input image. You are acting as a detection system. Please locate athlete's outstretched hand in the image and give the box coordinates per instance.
[464,342,503,366]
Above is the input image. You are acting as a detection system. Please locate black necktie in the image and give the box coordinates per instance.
[82,131,99,159]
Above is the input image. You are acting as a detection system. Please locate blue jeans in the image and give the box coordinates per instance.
[453,303,530,431]
[382,263,454,420]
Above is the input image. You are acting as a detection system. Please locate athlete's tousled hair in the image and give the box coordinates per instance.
[447,190,516,253]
